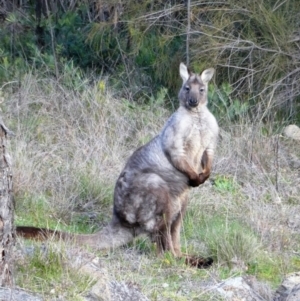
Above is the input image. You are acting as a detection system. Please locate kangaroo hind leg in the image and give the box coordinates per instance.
[153,227,176,257]
[143,184,177,256]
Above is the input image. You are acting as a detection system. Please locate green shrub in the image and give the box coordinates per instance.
[184,211,261,268]
[191,0,300,123]
[16,243,93,300]
[208,83,249,125]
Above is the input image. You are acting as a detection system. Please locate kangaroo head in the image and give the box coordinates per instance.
[178,63,214,110]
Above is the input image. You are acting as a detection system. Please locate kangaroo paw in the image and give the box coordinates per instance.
[199,172,210,184]
[188,176,202,187]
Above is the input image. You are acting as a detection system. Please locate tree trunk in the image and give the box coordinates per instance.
[0,118,14,286]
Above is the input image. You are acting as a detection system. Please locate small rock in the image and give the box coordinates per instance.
[214,276,272,301]
[89,278,111,301]
[109,281,150,301]
[79,264,111,301]
[283,125,300,141]
[75,257,149,301]
[0,287,43,301]
[274,272,300,301]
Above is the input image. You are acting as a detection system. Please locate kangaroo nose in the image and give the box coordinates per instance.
[188,98,198,107]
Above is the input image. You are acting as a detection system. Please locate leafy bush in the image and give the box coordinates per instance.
[1,0,299,124]
[208,83,249,125]
[190,0,300,124]
[192,215,261,267]
[16,243,93,300]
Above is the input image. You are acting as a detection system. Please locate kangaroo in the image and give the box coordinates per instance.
[17,63,219,259]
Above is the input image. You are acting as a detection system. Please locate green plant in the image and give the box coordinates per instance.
[212,175,239,193]
[208,83,249,124]
[191,0,300,123]
[184,212,261,268]
[205,218,261,267]
[247,255,282,287]
[76,171,113,207]
[15,194,56,229]
[16,243,93,300]
[291,256,300,270]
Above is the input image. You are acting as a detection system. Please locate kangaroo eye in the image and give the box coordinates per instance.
[199,88,204,92]
[185,85,190,91]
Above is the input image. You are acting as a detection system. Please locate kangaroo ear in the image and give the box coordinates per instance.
[180,63,190,82]
[201,68,215,84]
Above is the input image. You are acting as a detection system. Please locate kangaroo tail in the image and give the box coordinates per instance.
[16,222,135,251]
[74,222,135,250]
[16,226,71,241]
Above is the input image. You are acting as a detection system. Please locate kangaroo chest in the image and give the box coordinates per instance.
[184,119,211,168]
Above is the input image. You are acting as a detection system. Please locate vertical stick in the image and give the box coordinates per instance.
[186,0,191,66]
[45,0,59,80]
[274,134,279,192]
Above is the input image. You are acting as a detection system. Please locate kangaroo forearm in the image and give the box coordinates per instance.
[173,158,199,180]
[199,150,214,182]
[169,157,202,187]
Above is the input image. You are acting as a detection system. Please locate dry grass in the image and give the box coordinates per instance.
[186,0,300,128]
[3,70,300,300]
[4,71,168,229]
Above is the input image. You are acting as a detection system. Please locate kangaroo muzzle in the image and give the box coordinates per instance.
[188,97,199,107]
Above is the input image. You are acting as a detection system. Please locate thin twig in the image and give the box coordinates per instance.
[186,0,191,66]
[274,134,279,192]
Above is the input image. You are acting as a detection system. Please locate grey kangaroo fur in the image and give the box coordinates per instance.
[17,63,219,257]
